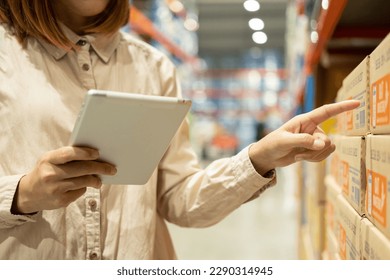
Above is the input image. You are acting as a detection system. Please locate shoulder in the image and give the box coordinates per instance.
[0,24,27,74]
[118,31,175,68]
[0,24,14,48]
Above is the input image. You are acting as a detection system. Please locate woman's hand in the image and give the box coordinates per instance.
[249,100,360,176]
[12,146,117,214]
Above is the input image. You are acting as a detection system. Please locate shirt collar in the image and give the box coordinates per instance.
[37,23,121,63]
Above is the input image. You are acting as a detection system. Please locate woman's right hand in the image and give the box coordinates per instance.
[12,146,117,214]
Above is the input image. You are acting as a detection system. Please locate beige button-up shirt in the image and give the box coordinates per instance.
[0,24,276,259]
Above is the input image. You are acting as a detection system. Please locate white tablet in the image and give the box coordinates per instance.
[69,89,192,185]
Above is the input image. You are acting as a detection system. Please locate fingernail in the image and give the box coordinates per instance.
[313,139,325,149]
[110,166,117,175]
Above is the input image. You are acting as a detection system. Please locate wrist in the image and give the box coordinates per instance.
[248,143,275,176]
[11,175,37,215]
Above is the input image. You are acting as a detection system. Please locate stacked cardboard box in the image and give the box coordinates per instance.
[323,33,390,260]
[363,34,390,259]
[326,56,370,260]
[324,175,341,259]
[303,161,326,259]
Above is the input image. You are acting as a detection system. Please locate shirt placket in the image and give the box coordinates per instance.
[85,187,101,260]
[76,39,96,89]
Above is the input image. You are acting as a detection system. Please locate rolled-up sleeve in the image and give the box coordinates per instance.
[156,57,276,228]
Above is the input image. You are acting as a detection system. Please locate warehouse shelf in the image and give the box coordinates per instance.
[304,0,347,74]
[292,0,390,260]
[129,5,198,64]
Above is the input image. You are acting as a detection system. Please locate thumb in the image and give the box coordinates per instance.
[284,133,325,150]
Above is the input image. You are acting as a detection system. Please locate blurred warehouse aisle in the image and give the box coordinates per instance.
[168,164,298,260]
[129,0,390,261]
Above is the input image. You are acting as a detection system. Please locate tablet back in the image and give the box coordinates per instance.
[69,90,192,185]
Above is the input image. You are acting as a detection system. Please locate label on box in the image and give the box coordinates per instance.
[371,73,390,128]
[339,223,347,260]
[341,160,349,195]
[366,169,387,227]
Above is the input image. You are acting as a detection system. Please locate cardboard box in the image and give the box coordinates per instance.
[337,194,362,260]
[327,135,342,185]
[370,33,390,134]
[302,162,327,259]
[335,87,347,134]
[298,225,315,260]
[360,218,390,259]
[303,161,326,203]
[325,228,339,260]
[340,56,370,136]
[365,135,390,239]
[334,135,366,215]
[325,175,342,238]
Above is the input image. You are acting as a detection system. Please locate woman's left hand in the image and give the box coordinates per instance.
[248,100,360,175]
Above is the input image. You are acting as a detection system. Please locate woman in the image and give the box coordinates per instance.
[0,0,358,259]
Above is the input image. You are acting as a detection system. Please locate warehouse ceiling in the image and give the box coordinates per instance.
[196,0,288,58]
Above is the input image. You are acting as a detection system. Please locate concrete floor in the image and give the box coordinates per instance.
[167,164,299,260]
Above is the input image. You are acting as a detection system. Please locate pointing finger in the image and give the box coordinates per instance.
[306,100,360,125]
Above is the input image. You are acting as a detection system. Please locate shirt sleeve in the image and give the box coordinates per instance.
[0,175,37,229]
[155,56,277,228]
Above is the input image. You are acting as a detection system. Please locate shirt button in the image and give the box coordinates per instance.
[89,251,99,260]
[88,199,97,211]
[77,39,87,46]
[82,64,90,71]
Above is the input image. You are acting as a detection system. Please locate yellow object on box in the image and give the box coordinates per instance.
[365,135,390,239]
[339,56,370,136]
[370,33,390,134]
[360,218,390,259]
[337,194,362,260]
[320,117,337,135]
[333,135,366,215]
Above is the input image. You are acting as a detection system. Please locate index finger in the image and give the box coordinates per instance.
[306,100,360,125]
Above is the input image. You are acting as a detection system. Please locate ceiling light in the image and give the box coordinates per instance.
[243,0,260,12]
[310,31,319,43]
[184,18,199,32]
[252,31,267,44]
[169,0,184,13]
[321,0,329,10]
[248,18,264,31]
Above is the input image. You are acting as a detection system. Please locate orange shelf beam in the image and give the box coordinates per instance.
[129,5,198,64]
[294,0,348,111]
[304,0,348,74]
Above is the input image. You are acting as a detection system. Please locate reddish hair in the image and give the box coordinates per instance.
[0,0,129,49]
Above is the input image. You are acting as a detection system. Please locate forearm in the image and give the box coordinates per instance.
[157,147,276,228]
